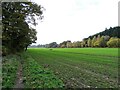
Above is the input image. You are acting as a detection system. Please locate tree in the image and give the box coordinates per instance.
[99,36,107,47]
[72,42,79,48]
[94,35,108,47]
[66,41,72,48]
[48,42,58,48]
[107,37,120,48]
[104,35,110,41]
[91,36,96,47]
[59,40,71,48]
[94,35,100,47]
[60,44,66,48]
[87,38,91,47]
[75,41,81,48]
[2,2,44,54]
[81,39,88,47]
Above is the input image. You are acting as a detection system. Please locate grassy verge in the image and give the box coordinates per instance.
[2,55,19,88]
[21,52,64,88]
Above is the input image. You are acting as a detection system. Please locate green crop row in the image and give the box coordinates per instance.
[22,53,64,88]
[2,55,19,88]
[27,48,118,88]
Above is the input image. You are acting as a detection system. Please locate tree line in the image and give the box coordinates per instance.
[86,26,120,39]
[36,26,120,48]
[57,35,120,48]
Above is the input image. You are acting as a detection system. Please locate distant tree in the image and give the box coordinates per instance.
[107,37,120,47]
[99,36,107,47]
[104,35,110,47]
[94,35,108,47]
[37,44,45,48]
[71,42,75,48]
[79,42,83,48]
[87,38,91,47]
[59,40,71,48]
[45,44,50,48]
[80,41,85,47]
[66,41,72,48]
[91,36,96,47]
[48,42,58,48]
[60,44,66,48]
[87,26,120,39]
[72,42,80,48]
[96,35,101,41]
[104,35,110,41]
[75,41,81,48]
[94,35,101,47]
[83,39,88,47]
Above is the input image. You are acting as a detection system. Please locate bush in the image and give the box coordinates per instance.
[2,46,9,56]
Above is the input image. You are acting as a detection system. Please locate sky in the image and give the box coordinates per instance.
[31,0,119,45]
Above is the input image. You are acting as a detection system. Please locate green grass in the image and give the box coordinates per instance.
[26,48,118,88]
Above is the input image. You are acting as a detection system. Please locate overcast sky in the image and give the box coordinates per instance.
[31,0,119,45]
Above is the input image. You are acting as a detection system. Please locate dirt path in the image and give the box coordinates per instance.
[14,63,24,89]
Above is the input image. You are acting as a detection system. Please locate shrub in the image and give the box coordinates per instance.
[2,46,9,56]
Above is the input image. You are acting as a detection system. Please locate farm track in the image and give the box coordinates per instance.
[14,61,24,88]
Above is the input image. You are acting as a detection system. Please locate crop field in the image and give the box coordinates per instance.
[26,48,119,88]
[2,48,119,88]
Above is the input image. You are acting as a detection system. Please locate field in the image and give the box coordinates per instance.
[2,48,119,88]
[26,48,118,88]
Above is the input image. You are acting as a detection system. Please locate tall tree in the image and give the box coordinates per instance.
[87,38,91,47]
[66,41,72,48]
[2,2,44,54]
[99,36,106,47]
[91,36,96,47]
[94,35,101,47]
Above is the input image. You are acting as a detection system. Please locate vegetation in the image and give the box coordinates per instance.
[1,1,119,89]
[2,55,19,88]
[22,52,64,88]
[2,2,44,55]
[87,26,120,39]
[2,53,64,88]
[26,48,118,88]
[31,26,120,48]
[107,37,120,48]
